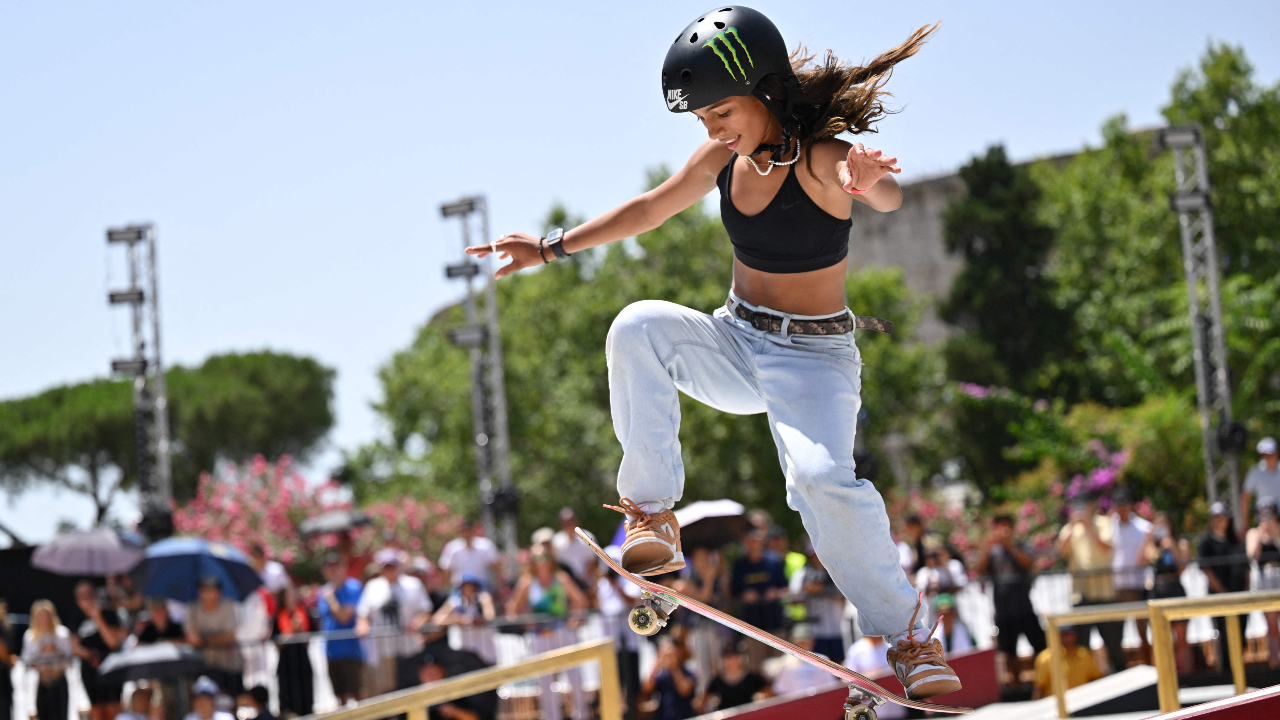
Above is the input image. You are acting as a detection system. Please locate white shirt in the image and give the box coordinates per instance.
[931,620,973,654]
[438,536,501,585]
[771,654,840,696]
[260,560,289,593]
[844,639,906,719]
[552,528,600,581]
[357,574,433,661]
[1110,513,1153,590]
[1245,462,1280,507]
[183,712,235,720]
[896,541,914,575]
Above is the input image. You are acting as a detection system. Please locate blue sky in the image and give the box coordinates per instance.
[3,1,1278,544]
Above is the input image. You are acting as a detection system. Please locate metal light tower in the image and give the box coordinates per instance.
[440,196,517,563]
[1159,125,1242,528]
[107,224,173,536]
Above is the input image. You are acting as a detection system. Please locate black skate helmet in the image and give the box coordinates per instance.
[661,6,799,155]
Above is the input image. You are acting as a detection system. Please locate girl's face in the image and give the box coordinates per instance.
[33,608,53,632]
[692,95,777,156]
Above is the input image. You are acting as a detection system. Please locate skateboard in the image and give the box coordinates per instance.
[577,528,972,719]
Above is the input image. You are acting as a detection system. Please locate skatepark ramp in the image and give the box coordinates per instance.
[296,638,621,720]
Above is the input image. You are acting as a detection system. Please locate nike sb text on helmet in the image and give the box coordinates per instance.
[660,6,793,114]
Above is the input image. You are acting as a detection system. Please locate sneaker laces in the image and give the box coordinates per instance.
[891,593,946,669]
[604,498,659,533]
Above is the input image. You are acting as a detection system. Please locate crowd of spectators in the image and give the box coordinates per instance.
[5,436,1280,720]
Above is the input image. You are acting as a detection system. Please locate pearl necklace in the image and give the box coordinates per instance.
[744,138,801,176]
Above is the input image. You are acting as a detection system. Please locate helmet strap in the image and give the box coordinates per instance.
[749,75,800,161]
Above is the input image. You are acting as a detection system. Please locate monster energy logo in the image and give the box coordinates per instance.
[703,27,753,80]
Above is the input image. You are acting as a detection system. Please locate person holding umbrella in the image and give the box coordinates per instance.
[72,581,128,720]
[185,576,244,696]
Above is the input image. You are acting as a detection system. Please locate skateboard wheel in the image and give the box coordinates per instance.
[844,704,876,720]
[628,606,663,636]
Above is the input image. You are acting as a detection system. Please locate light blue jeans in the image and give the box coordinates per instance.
[606,293,924,638]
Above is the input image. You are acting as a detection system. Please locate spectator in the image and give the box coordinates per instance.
[106,574,144,621]
[593,546,642,720]
[681,546,728,696]
[1242,437,1280,529]
[1058,497,1125,673]
[1110,489,1152,664]
[1200,502,1249,671]
[551,508,601,586]
[183,677,234,720]
[1246,504,1280,667]
[978,514,1045,684]
[186,576,245,696]
[766,526,805,580]
[318,554,364,704]
[0,614,12,720]
[236,686,276,720]
[337,534,370,582]
[731,530,787,670]
[897,515,926,575]
[1031,626,1102,700]
[247,544,289,595]
[930,594,973,654]
[273,585,314,717]
[789,544,846,663]
[1141,513,1192,673]
[508,546,590,720]
[843,634,905,720]
[643,639,696,720]
[417,651,498,720]
[72,580,127,720]
[439,520,503,591]
[356,548,434,697]
[135,597,185,644]
[22,600,72,720]
[408,556,449,610]
[698,644,768,713]
[914,548,965,597]
[770,624,840,696]
[432,574,497,664]
[116,686,152,720]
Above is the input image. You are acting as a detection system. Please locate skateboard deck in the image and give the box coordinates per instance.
[577,528,972,716]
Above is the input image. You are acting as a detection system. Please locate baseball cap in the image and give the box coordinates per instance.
[374,548,402,567]
[531,527,555,546]
[790,623,815,641]
[193,676,220,697]
[934,593,956,612]
[1259,437,1277,455]
[1210,501,1229,517]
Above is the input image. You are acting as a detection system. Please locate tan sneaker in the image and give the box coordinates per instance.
[885,597,963,699]
[605,498,685,576]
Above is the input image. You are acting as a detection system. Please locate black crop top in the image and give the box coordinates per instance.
[716,154,853,274]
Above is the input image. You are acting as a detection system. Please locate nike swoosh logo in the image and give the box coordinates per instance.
[780,200,803,210]
[666,94,684,110]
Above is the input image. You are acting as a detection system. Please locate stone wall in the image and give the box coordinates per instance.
[847,171,966,344]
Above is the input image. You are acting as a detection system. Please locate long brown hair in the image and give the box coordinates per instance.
[757,23,939,176]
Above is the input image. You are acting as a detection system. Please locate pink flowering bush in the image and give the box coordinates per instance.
[173,454,463,583]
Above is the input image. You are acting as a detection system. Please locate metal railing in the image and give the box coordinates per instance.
[299,638,621,720]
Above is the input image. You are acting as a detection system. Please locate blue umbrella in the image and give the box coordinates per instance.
[141,537,263,602]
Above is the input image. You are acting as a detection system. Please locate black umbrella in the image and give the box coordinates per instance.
[32,528,145,576]
[298,509,371,536]
[98,642,206,683]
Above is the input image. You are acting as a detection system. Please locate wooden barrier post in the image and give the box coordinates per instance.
[1045,622,1067,720]
[1150,605,1180,714]
[1226,614,1247,696]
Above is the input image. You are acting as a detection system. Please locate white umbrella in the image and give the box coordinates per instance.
[31,527,144,576]
[673,499,749,549]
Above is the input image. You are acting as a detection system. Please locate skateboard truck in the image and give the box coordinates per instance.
[844,686,885,720]
[627,591,679,636]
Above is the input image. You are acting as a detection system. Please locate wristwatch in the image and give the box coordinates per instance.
[545,227,571,259]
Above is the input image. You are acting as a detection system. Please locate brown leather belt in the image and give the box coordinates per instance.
[726,298,893,335]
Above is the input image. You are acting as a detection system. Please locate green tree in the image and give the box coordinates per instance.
[940,145,1075,397]
[343,169,938,541]
[0,351,336,523]
[1033,43,1280,428]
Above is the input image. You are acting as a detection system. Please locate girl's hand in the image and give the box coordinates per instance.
[840,143,901,194]
[465,232,548,279]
